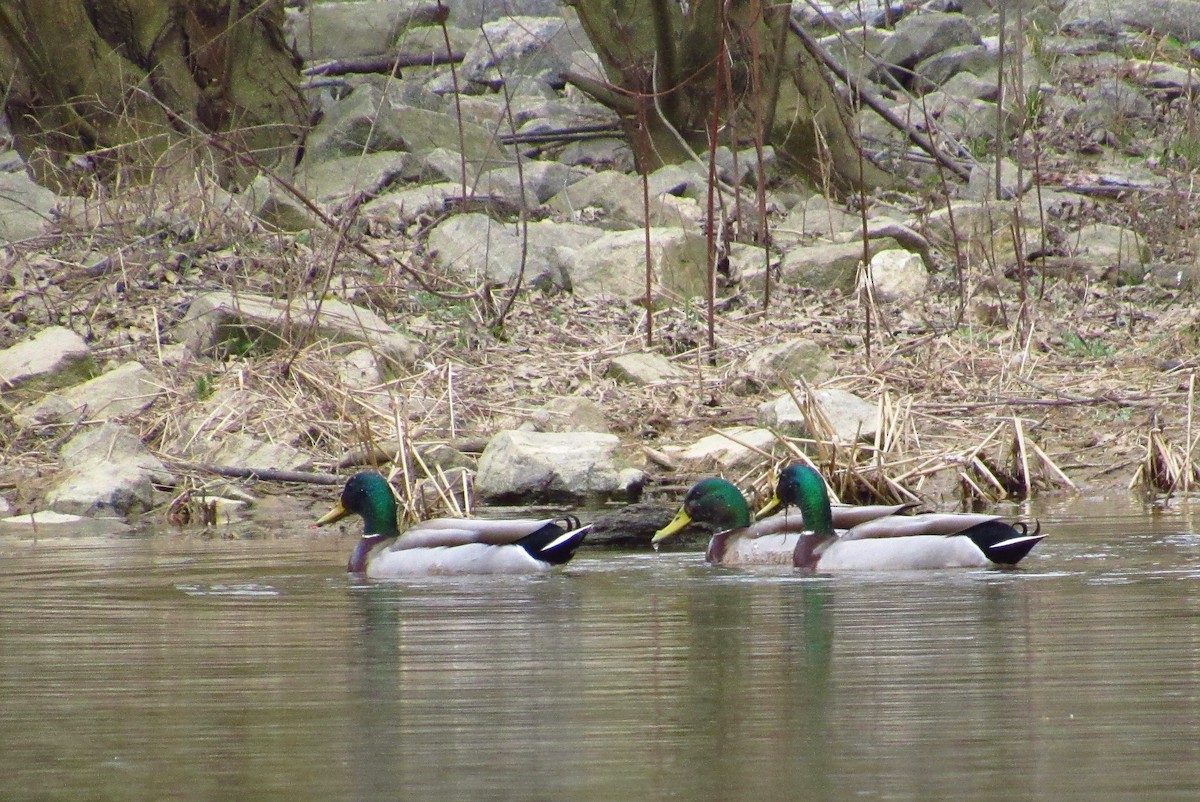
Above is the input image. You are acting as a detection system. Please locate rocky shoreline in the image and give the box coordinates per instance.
[3,0,1200,535]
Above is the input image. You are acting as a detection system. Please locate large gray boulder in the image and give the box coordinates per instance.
[758,387,880,443]
[1063,0,1200,42]
[15,361,163,427]
[0,326,94,401]
[434,16,586,95]
[567,228,709,300]
[877,11,982,75]
[303,82,505,164]
[176,291,421,371]
[288,1,444,61]
[474,430,637,503]
[427,213,600,289]
[742,338,836,386]
[669,427,781,471]
[45,423,173,517]
[0,170,57,241]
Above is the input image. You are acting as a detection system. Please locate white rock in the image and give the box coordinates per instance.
[742,338,835,385]
[672,427,780,470]
[862,250,929,303]
[15,361,162,427]
[176,291,420,371]
[758,388,880,443]
[1,510,85,525]
[0,326,92,396]
[608,353,689,385]
[475,430,632,502]
[526,396,610,433]
[568,228,708,300]
[45,422,173,517]
[0,170,57,240]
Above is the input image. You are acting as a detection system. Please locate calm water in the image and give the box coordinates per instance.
[4,496,1200,801]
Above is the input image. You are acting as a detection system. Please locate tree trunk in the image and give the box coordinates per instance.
[0,0,305,192]
[565,0,893,194]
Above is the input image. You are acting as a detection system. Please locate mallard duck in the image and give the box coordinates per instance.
[316,472,591,577]
[756,463,918,528]
[653,465,1043,570]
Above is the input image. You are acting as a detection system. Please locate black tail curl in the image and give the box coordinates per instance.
[515,516,591,565]
[964,519,1044,566]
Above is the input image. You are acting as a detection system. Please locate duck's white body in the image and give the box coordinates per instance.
[363,541,571,577]
[713,531,991,569]
[393,517,567,549]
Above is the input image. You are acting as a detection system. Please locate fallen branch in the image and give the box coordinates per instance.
[304,50,464,77]
[167,462,343,485]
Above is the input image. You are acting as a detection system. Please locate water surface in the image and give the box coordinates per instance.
[4,497,1200,800]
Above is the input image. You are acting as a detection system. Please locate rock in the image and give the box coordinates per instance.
[176,290,421,371]
[298,151,418,203]
[436,16,583,94]
[1069,80,1154,137]
[287,1,444,61]
[526,396,610,433]
[877,11,982,79]
[671,427,780,470]
[646,163,707,199]
[608,353,690,385]
[336,347,386,390]
[1124,59,1199,99]
[1067,223,1149,282]
[913,44,996,90]
[0,326,94,401]
[361,181,463,225]
[755,238,900,295]
[15,361,163,427]
[714,145,777,186]
[863,249,929,303]
[914,93,1015,143]
[237,174,317,232]
[1146,261,1200,291]
[0,170,57,240]
[938,70,999,102]
[921,201,1044,266]
[474,161,579,205]
[758,388,879,443]
[558,137,635,171]
[1062,0,1200,42]
[426,213,599,289]
[450,0,564,27]
[427,213,534,286]
[568,228,709,300]
[474,430,636,503]
[45,422,173,517]
[966,157,1032,201]
[547,170,697,230]
[184,430,313,473]
[775,196,860,241]
[167,387,314,472]
[419,443,476,471]
[2,510,84,525]
[302,82,503,164]
[742,337,836,386]
[818,28,892,85]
